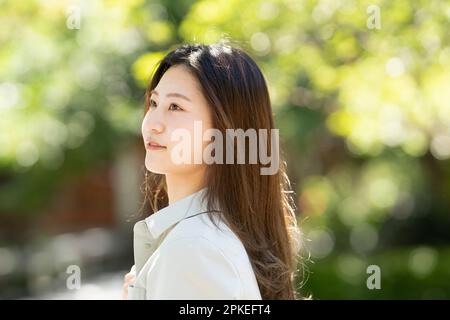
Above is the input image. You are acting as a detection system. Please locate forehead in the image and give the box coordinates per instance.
[154,64,201,96]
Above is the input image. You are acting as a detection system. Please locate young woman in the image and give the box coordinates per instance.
[123,43,302,300]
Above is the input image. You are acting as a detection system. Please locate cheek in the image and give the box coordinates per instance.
[165,117,214,162]
[166,115,196,143]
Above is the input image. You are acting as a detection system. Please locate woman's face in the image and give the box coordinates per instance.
[141,64,213,175]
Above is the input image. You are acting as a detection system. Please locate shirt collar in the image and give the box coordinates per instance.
[144,187,213,239]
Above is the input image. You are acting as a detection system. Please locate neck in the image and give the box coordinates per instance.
[165,168,206,205]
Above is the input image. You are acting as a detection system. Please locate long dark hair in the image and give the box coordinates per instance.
[141,42,302,299]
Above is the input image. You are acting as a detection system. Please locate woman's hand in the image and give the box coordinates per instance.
[122,266,136,300]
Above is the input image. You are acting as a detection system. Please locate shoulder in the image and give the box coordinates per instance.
[159,234,234,261]
[161,213,253,268]
[146,236,243,299]
[158,235,238,271]
[164,213,244,252]
[146,214,262,300]
[157,232,241,280]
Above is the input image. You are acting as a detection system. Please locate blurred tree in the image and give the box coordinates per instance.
[0,0,195,217]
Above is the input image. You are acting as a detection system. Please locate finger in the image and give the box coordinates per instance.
[124,273,135,281]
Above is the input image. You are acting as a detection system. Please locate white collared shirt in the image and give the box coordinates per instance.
[128,187,262,300]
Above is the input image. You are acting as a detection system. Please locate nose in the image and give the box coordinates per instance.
[142,109,165,135]
[150,121,164,134]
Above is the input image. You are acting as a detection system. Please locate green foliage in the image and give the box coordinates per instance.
[0,0,191,213]
[301,247,450,299]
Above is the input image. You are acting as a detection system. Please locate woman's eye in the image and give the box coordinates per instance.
[148,100,182,111]
[169,103,183,111]
[149,99,157,109]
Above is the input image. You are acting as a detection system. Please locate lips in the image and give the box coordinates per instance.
[148,141,166,148]
[145,139,167,150]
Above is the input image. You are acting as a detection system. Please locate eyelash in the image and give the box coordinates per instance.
[149,99,183,112]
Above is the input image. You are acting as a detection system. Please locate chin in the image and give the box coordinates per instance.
[145,161,169,174]
[144,154,167,174]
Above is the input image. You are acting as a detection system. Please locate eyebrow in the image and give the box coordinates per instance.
[150,90,192,102]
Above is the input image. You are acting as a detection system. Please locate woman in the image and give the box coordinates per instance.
[123,42,302,300]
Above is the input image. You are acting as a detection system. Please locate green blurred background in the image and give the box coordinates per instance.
[0,0,449,299]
